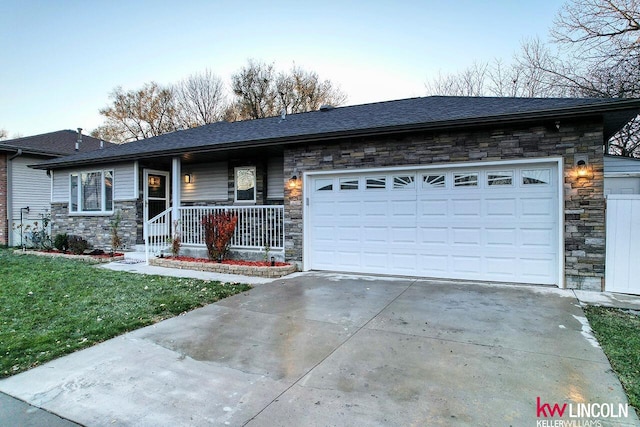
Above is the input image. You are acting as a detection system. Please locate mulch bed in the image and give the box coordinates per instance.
[165,256,289,267]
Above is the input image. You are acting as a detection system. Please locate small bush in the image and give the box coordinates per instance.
[53,233,69,252]
[202,212,238,261]
[67,235,89,255]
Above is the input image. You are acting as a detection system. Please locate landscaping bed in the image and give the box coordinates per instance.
[150,256,296,278]
[13,249,125,263]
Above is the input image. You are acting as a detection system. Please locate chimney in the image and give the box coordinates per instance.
[76,128,82,151]
[100,140,104,149]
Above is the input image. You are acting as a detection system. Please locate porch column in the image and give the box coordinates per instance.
[171,157,181,233]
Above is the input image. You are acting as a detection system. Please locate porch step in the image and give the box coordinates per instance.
[123,251,147,264]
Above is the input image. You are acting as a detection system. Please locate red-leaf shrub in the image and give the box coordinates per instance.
[202,212,238,261]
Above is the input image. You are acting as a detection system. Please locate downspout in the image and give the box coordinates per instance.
[6,149,22,246]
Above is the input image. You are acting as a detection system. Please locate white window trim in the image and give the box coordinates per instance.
[69,169,114,215]
[234,166,257,203]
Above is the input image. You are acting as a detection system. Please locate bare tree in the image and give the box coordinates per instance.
[231,59,347,120]
[425,62,489,96]
[231,60,278,119]
[93,82,178,143]
[174,69,227,128]
[276,66,347,114]
[0,128,7,140]
[608,116,640,157]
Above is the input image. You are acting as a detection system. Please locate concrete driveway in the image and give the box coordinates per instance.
[0,272,637,426]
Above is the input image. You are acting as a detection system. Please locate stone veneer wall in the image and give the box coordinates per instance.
[0,154,7,246]
[51,200,138,251]
[284,120,605,291]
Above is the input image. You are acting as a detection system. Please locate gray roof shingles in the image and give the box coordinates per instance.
[0,130,113,157]
[30,96,640,169]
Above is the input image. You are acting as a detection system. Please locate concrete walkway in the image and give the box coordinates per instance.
[1,271,638,426]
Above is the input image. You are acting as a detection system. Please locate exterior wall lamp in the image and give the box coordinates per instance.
[184,173,193,184]
[574,154,593,179]
[288,170,299,189]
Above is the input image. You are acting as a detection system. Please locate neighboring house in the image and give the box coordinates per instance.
[604,154,640,195]
[0,130,112,247]
[32,96,640,291]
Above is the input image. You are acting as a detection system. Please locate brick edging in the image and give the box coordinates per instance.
[150,258,297,278]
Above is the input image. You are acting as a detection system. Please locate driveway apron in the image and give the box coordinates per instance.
[0,272,637,426]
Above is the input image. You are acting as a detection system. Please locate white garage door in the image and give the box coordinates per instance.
[307,162,559,285]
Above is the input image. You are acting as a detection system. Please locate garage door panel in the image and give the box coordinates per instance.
[337,201,361,216]
[418,254,448,272]
[521,197,555,218]
[309,162,558,285]
[390,253,418,271]
[485,228,517,247]
[391,201,417,217]
[362,200,389,216]
[452,255,482,273]
[520,257,555,279]
[312,226,335,242]
[390,227,418,244]
[486,198,517,217]
[419,227,448,244]
[452,228,481,246]
[418,199,448,217]
[336,226,360,243]
[485,257,518,277]
[335,250,360,267]
[362,226,388,243]
[520,227,554,248]
[452,199,481,217]
[362,252,388,268]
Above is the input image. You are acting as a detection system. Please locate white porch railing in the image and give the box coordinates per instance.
[145,205,284,263]
[179,205,284,249]
[145,207,172,261]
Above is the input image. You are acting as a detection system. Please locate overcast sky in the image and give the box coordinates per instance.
[0,0,567,138]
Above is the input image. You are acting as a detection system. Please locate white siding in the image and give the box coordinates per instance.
[181,162,228,202]
[604,155,640,174]
[51,162,137,203]
[9,155,51,222]
[267,157,284,199]
[113,163,136,200]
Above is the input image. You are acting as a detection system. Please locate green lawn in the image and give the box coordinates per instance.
[584,305,640,412]
[0,249,251,378]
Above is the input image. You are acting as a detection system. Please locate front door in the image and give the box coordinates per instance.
[144,170,170,240]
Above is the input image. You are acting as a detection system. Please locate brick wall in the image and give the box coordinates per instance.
[0,153,6,246]
[284,120,605,290]
[50,200,138,250]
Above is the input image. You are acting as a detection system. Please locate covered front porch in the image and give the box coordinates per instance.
[142,153,288,263]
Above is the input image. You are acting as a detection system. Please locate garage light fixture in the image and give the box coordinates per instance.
[574,154,592,179]
[184,173,193,184]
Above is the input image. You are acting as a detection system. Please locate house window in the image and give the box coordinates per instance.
[235,166,256,202]
[454,173,478,187]
[69,170,114,213]
[487,171,513,186]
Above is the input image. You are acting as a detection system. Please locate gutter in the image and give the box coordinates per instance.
[8,148,22,161]
[30,98,640,170]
